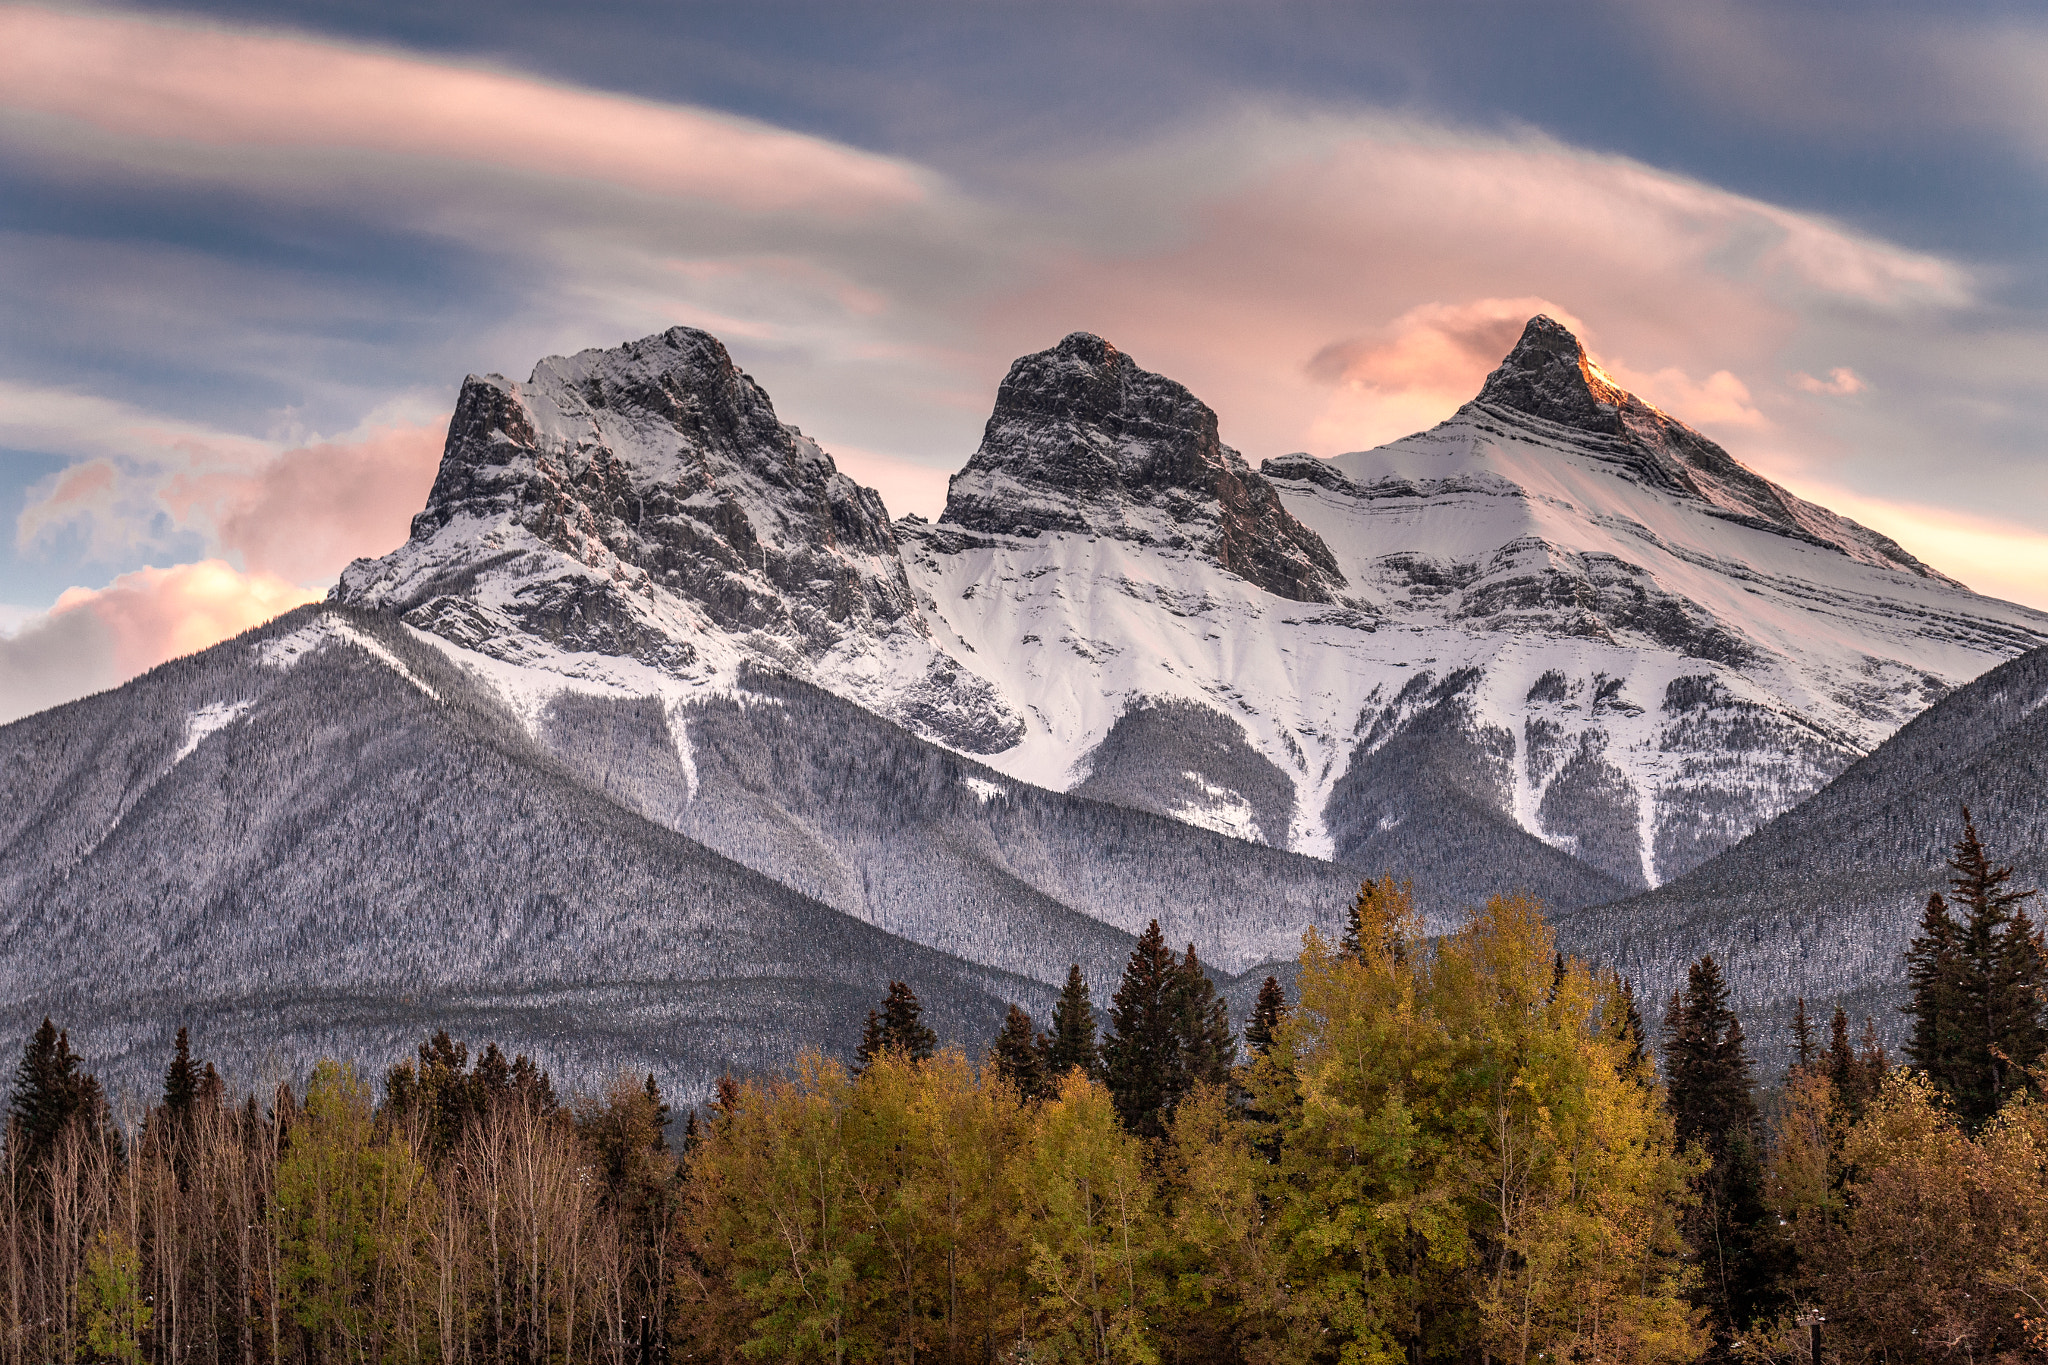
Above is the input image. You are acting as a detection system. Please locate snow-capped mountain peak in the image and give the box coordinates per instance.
[939,331,1345,604]
[1473,314,1951,582]
[337,318,2048,909]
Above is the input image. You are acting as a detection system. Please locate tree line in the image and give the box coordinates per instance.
[3,815,2045,1363]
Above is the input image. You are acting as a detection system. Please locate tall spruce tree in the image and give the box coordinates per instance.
[1664,955,1780,1356]
[989,1004,1049,1100]
[855,980,937,1073]
[1046,965,1101,1081]
[1105,920,1187,1140]
[1243,976,1287,1058]
[1902,809,2047,1128]
[162,1026,199,1122]
[1176,943,1235,1088]
[1790,999,1817,1075]
[9,1018,110,1168]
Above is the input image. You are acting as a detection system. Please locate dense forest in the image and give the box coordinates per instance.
[4,817,2046,1364]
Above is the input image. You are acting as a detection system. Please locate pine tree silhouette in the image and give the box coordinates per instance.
[1903,808,2046,1128]
[1243,976,1287,1058]
[1789,999,1816,1075]
[1663,956,1780,1353]
[1046,965,1101,1081]
[1105,920,1185,1140]
[162,1025,199,1122]
[8,1018,110,1169]
[1176,943,1235,1089]
[989,1004,1048,1100]
[855,980,937,1072]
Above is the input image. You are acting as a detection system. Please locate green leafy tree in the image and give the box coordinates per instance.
[274,1061,435,1365]
[1244,894,1700,1364]
[1011,1069,1159,1363]
[1339,874,1413,962]
[80,1229,151,1365]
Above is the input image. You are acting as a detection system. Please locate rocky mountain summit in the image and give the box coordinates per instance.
[939,332,1345,603]
[329,316,2048,907]
[1475,315,1950,580]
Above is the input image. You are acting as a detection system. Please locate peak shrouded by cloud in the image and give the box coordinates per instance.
[4,3,2048,721]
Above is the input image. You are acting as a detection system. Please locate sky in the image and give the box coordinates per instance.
[3,0,2047,721]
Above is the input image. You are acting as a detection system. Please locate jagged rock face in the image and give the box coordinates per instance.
[1477,316,1951,582]
[337,327,918,668]
[940,333,1345,604]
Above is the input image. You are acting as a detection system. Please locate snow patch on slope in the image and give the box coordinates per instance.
[257,618,440,700]
[1169,772,1261,843]
[960,774,1008,804]
[174,700,253,763]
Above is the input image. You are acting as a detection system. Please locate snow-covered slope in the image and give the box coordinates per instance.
[335,318,2048,911]
[900,319,2048,897]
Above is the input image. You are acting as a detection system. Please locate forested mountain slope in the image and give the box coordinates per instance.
[0,605,1055,1100]
[1556,642,2048,1061]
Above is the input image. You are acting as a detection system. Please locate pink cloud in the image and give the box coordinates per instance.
[49,560,323,679]
[980,120,1961,461]
[1791,367,1867,396]
[1,559,323,724]
[171,424,446,583]
[11,390,445,586]
[0,6,924,215]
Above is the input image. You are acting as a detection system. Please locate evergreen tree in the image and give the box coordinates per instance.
[1790,998,1817,1075]
[1176,943,1235,1088]
[855,980,937,1072]
[162,1026,199,1122]
[1105,920,1187,1140]
[8,1018,112,1169]
[989,1003,1049,1100]
[1604,974,1651,1083]
[644,1073,671,1152]
[1902,810,2047,1128]
[1663,956,1779,1355]
[1243,977,1287,1058]
[1046,965,1101,1081]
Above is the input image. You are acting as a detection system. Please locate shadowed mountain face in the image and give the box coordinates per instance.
[939,332,1346,604]
[1557,642,2048,1071]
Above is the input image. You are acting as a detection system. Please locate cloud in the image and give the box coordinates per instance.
[0,560,320,724]
[983,114,1964,461]
[8,380,444,584]
[1791,367,1866,396]
[0,5,926,215]
[175,426,446,583]
[1782,486,2048,613]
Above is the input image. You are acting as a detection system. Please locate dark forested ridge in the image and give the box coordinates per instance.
[0,606,1057,1100]
[1558,641,2048,1064]
[0,605,1329,1102]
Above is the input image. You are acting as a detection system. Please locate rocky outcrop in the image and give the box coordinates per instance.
[941,333,1345,604]
[336,327,917,663]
